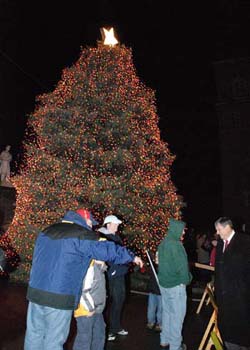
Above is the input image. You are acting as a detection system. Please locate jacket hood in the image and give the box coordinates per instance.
[97,227,110,235]
[164,218,186,241]
[98,227,123,245]
[62,211,92,230]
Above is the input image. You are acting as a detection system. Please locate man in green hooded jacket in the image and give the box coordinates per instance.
[157,218,192,350]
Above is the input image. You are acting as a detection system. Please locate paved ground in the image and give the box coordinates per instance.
[0,279,212,350]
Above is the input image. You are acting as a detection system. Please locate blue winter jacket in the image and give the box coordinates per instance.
[27,211,135,310]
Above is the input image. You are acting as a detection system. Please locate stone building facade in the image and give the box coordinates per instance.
[214,57,250,231]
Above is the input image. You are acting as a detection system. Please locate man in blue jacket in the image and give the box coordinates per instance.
[24,209,143,350]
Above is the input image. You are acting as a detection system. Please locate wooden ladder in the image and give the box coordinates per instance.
[197,282,222,350]
[196,281,214,315]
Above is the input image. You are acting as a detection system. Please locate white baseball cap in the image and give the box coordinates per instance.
[103,215,122,225]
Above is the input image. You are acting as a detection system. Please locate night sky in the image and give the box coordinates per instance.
[1,0,249,231]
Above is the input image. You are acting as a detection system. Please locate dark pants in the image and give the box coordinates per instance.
[73,313,106,350]
[225,342,250,350]
[108,276,126,333]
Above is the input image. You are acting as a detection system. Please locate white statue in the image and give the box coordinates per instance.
[0,145,12,184]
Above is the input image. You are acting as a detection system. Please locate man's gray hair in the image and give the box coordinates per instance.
[214,217,233,229]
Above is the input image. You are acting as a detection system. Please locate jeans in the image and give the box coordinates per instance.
[147,293,162,325]
[73,313,106,350]
[160,284,187,350]
[24,302,72,350]
[108,276,126,333]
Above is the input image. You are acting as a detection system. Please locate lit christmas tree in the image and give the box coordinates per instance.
[0,28,182,281]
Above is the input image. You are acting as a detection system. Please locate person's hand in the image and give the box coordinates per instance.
[133,256,143,268]
[87,310,95,317]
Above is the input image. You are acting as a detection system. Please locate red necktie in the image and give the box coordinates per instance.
[224,240,229,252]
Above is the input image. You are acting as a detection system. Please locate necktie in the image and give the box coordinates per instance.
[224,240,229,252]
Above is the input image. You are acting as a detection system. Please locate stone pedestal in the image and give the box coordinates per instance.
[0,179,14,188]
[0,186,16,234]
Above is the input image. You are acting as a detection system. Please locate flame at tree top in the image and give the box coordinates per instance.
[102,27,118,46]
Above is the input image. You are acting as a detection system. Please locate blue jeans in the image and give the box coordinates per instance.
[24,302,72,350]
[73,313,106,350]
[160,284,187,350]
[147,293,162,325]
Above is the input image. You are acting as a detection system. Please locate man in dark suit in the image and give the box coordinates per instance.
[214,217,250,350]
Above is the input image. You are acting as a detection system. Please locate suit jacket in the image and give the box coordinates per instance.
[215,232,250,346]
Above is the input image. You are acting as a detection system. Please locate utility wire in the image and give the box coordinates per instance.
[0,47,48,90]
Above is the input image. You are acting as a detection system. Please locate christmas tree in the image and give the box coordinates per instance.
[1,28,182,281]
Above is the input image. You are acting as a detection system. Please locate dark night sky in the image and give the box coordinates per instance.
[1,0,250,231]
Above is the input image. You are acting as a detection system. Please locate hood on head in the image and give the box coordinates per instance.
[167,218,186,240]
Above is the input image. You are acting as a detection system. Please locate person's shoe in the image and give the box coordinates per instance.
[107,333,116,341]
[160,344,169,349]
[155,324,162,332]
[146,322,155,330]
[116,329,128,335]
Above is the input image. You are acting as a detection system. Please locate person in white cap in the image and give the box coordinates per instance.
[98,215,129,341]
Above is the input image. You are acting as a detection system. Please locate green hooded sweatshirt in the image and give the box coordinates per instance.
[157,218,192,288]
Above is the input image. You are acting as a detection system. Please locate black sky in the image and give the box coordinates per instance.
[1,0,249,231]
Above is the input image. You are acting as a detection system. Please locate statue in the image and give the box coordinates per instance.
[0,145,12,185]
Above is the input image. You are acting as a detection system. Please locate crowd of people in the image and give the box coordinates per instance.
[22,209,250,350]
[0,141,248,350]
[24,208,143,350]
